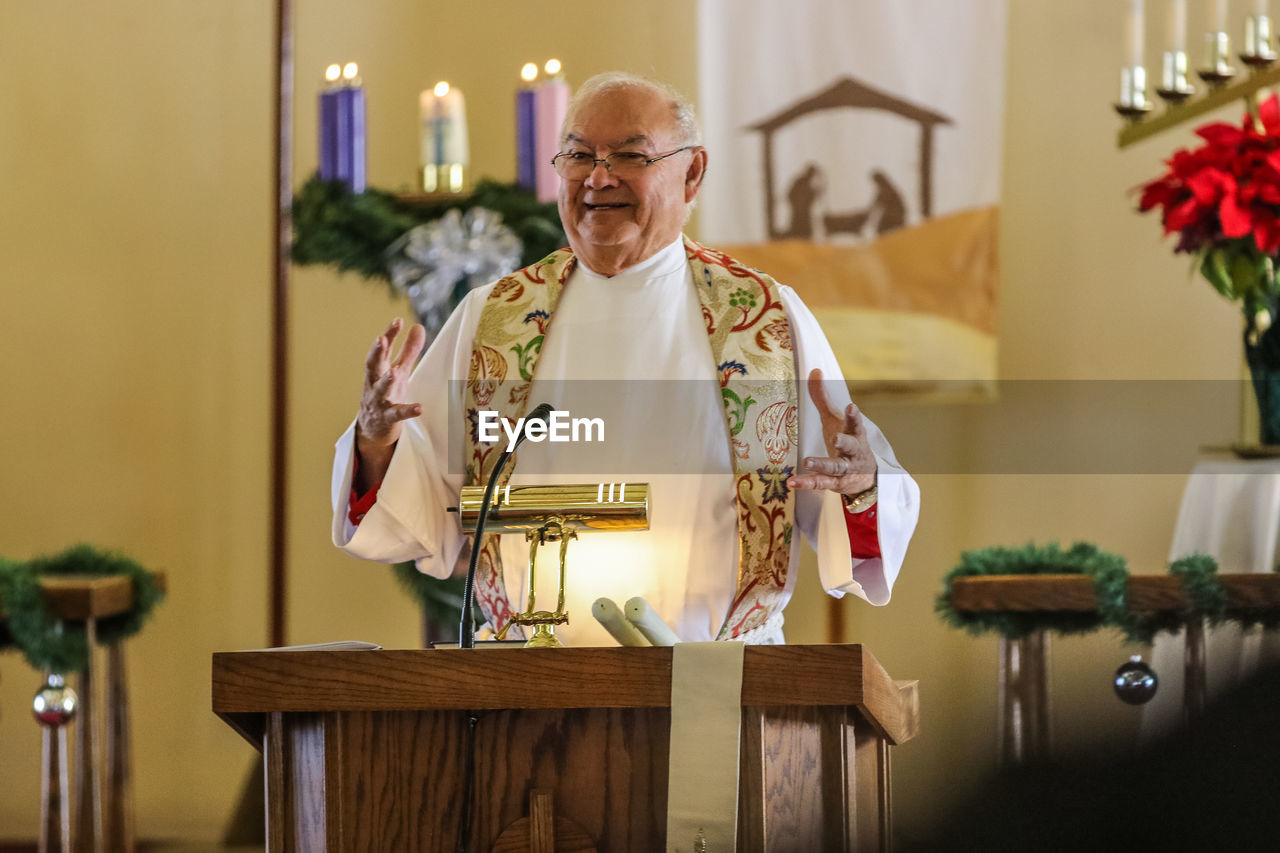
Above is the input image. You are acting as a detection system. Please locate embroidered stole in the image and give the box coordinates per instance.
[462,237,798,640]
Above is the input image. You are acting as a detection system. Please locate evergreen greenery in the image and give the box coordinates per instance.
[0,544,165,673]
[291,174,565,290]
[390,561,481,642]
[935,542,1262,644]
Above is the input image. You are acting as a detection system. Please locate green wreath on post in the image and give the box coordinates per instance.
[0,544,165,673]
[935,541,1277,644]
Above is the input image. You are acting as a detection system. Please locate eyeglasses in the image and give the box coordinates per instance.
[550,145,697,180]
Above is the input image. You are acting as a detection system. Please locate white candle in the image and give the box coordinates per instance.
[1127,0,1145,68]
[1168,0,1187,51]
[1211,0,1229,32]
[592,598,651,647]
[624,596,681,646]
[418,81,469,169]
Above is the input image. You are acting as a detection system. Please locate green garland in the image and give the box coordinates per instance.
[935,542,1258,645]
[390,562,480,642]
[936,542,1128,641]
[291,174,566,289]
[0,544,165,673]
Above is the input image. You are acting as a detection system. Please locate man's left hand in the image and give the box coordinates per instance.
[787,368,876,496]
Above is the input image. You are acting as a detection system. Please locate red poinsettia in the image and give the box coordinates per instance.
[1138,94,1280,304]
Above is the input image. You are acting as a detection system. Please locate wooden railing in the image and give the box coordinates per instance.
[948,573,1280,765]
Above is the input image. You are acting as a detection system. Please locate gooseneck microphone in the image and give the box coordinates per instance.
[454,402,554,853]
[458,402,555,648]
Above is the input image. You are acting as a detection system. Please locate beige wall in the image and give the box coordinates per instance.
[0,0,1246,841]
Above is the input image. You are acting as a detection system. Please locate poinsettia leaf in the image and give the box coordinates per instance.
[1261,93,1280,133]
[1197,122,1245,147]
[1221,192,1254,237]
[1166,197,1205,231]
[1230,250,1260,297]
[1187,168,1233,203]
[1201,249,1236,299]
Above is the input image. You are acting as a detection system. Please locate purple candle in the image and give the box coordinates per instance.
[335,84,352,184]
[319,64,341,180]
[348,80,366,193]
[516,63,538,191]
[335,62,367,193]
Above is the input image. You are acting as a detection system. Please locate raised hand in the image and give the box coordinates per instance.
[787,368,876,496]
[354,318,426,491]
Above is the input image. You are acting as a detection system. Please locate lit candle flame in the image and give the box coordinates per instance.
[544,58,561,75]
[324,64,342,83]
[342,62,358,81]
[520,62,538,82]
[434,81,450,97]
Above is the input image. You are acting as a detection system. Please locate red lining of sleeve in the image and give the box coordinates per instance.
[845,505,881,559]
[347,454,382,526]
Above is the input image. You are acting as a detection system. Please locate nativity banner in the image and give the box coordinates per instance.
[697,0,1006,395]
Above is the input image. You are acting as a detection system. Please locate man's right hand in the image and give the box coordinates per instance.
[354,318,426,493]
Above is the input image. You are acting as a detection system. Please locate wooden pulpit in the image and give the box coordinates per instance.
[212,644,918,852]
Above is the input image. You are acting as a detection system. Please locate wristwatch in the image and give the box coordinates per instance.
[842,483,878,514]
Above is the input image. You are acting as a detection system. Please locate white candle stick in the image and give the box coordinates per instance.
[1168,0,1187,51]
[1212,0,1229,32]
[1127,0,1146,69]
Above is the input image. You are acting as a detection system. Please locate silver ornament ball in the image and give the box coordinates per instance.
[32,674,78,727]
[1113,655,1158,705]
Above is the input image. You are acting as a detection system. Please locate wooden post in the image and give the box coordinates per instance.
[105,642,135,851]
[268,0,294,651]
[6,575,163,853]
[826,596,845,645]
[997,630,1051,765]
[39,707,71,853]
[1183,618,1207,723]
[74,617,106,852]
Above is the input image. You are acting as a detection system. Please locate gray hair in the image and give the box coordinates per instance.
[562,71,702,146]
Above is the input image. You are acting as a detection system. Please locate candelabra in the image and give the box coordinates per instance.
[1116,11,1280,149]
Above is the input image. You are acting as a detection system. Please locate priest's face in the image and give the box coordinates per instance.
[557,85,707,276]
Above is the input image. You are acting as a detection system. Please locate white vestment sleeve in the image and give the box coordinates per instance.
[328,286,494,576]
[780,286,921,605]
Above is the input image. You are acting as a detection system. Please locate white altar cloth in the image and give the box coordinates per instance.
[1140,457,1280,739]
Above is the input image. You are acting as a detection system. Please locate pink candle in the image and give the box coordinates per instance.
[533,64,569,203]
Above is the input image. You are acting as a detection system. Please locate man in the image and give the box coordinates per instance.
[331,72,919,645]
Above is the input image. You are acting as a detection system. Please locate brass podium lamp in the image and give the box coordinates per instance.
[457,483,649,647]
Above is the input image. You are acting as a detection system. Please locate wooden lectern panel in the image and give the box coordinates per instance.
[213,645,917,852]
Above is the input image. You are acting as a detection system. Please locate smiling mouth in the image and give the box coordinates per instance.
[584,202,629,211]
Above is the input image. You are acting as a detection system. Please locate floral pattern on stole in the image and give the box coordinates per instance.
[462,237,797,640]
